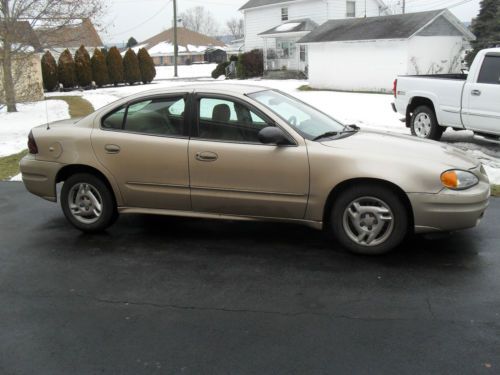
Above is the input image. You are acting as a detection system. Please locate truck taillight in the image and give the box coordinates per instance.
[27,131,38,154]
[393,79,398,98]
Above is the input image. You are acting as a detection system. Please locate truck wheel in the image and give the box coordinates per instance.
[410,106,444,141]
[330,185,409,255]
[61,173,118,233]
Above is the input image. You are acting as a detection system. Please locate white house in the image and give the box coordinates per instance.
[298,9,475,92]
[239,0,389,73]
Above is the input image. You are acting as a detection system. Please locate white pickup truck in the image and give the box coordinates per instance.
[392,48,500,141]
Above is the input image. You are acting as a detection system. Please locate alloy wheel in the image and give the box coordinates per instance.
[68,183,103,225]
[342,196,394,247]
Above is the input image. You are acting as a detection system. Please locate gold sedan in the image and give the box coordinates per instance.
[20,84,490,254]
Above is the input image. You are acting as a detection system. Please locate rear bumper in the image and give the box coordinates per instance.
[391,102,397,113]
[409,181,490,233]
[19,155,61,202]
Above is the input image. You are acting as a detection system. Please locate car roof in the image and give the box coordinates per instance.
[125,83,272,100]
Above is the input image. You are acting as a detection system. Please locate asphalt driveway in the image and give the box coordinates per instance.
[0,182,499,374]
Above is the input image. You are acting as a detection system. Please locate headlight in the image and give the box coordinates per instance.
[441,170,479,190]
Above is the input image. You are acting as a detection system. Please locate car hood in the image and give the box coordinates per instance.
[320,129,478,170]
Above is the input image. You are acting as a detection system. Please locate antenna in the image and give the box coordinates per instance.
[45,97,51,130]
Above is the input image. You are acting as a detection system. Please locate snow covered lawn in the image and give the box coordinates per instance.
[0,100,69,158]
[155,63,218,80]
[1,66,500,185]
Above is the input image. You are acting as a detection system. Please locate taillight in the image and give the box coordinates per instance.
[27,130,38,154]
[393,79,398,98]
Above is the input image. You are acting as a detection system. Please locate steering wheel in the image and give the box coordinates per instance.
[288,116,297,126]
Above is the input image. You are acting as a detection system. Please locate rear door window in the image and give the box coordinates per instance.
[124,97,185,136]
[102,106,126,129]
[102,97,186,136]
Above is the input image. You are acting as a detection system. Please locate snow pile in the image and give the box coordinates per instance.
[472,150,500,184]
[0,100,69,157]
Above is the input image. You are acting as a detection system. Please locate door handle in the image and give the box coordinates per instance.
[195,151,218,162]
[105,144,121,154]
[471,89,481,96]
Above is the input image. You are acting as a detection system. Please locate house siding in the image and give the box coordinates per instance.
[243,0,384,51]
[326,0,382,19]
[307,35,468,92]
[407,36,467,75]
[307,39,409,92]
[244,6,283,51]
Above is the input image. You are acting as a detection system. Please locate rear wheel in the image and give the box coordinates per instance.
[61,173,117,232]
[330,185,409,255]
[410,105,444,141]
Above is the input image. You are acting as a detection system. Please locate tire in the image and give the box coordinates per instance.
[330,185,409,255]
[61,173,118,232]
[410,105,444,141]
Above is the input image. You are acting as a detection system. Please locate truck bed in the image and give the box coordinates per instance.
[402,73,468,80]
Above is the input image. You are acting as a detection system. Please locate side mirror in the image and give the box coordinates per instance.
[258,126,290,146]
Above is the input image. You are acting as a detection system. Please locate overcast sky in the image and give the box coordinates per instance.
[101,0,480,45]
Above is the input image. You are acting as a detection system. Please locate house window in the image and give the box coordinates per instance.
[300,45,306,62]
[346,1,356,17]
[281,7,288,21]
[277,40,295,58]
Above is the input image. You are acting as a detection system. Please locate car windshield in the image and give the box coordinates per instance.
[248,90,346,140]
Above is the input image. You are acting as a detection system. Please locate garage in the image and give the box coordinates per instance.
[298,9,475,93]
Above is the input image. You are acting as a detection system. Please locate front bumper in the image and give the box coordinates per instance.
[19,155,61,202]
[409,181,490,233]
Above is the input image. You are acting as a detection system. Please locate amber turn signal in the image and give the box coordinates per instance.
[441,170,458,189]
[441,170,479,190]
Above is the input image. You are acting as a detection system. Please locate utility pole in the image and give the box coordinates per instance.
[173,0,178,77]
[402,0,406,14]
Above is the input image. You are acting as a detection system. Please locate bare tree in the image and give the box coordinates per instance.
[180,6,219,37]
[0,0,105,112]
[226,17,244,40]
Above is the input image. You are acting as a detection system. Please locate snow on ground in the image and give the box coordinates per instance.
[3,63,500,184]
[0,100,69,157]
[155,64,217,80]
[81,92,122,111]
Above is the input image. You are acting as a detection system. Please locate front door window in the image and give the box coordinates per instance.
[197,97,271,143]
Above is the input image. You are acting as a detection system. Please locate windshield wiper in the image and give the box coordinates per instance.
[313,125,360,141]
[344,124,360,132]
[313,131,339,141]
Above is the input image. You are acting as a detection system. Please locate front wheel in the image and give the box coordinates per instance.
[410,105,444,141]
[61,173,118,232]
[330,185,409,255]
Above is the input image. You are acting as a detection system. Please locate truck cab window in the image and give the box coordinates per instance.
[477,55,500,85]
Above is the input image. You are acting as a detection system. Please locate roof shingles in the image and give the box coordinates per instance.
[36,19,103,49]
[298,10,445,43]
